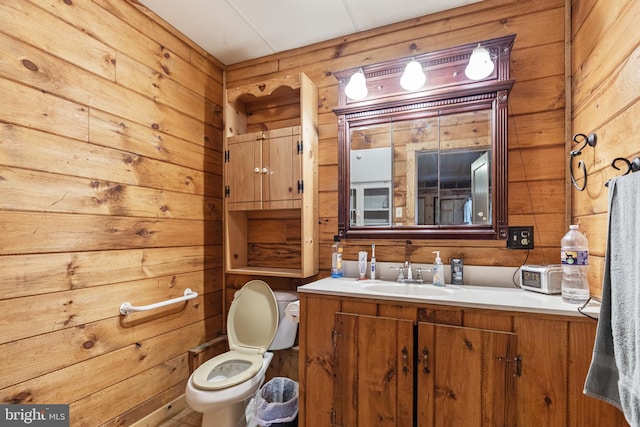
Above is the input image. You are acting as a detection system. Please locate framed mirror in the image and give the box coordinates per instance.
[334,35,515,240]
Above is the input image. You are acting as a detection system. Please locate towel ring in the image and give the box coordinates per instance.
[569,133,597,191]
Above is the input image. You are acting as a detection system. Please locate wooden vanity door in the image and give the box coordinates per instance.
[333,313,414,427]
[417,322,518,427]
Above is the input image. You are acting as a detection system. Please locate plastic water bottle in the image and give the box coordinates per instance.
[560,224,589,303]
[331,235,343,278]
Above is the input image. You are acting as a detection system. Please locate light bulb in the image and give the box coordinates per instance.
[400,60,426,91]
[344,69,368,100]
[465,45,495,80]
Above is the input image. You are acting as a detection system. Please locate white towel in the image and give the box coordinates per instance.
[584,172,640,426]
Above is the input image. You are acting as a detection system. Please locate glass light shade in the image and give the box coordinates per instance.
[465,45,495,80]
[344,69,368,100]
[400,60,426,91]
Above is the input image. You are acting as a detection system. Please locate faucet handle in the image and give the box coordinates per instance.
[415,267,431,282]
[390,266,404,281]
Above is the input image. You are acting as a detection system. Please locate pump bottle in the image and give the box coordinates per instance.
[432,251,445,286]
[331,236,344,278]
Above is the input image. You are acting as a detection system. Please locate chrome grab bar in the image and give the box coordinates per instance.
[119,288,198,315]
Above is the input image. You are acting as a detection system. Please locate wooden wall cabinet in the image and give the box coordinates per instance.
[224,73,318,278]
[226,127,302,211]
[298,294,628,427]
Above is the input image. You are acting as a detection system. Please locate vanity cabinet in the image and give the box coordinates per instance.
[298,294,628,427]
[224,73,318,277]
[331,313,516,426]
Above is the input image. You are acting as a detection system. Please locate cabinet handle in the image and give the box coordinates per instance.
[402,346,409,375]
[254,167,260,173]
[422,347,430,374]
[262,167,268,174]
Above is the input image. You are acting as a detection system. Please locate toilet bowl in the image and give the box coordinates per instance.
[185,281,299,427]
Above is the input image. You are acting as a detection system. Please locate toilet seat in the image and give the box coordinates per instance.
[191,280,278,391]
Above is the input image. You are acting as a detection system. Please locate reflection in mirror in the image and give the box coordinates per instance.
[350,123,392,226]
[412,109,492,226]
[349,108,492,228]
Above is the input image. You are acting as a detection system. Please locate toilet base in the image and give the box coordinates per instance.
[202,399,256,427]
[200,395,259,427]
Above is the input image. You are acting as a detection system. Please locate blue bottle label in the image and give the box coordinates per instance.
[561,250,588,266]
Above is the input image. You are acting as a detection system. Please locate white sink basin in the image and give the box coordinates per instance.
[359,281,461,297]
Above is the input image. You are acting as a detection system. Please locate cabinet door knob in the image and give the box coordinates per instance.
[262,167,268,174]
[254,167,260,173]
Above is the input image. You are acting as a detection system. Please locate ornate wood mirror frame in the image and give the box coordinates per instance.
[334,35,515,240]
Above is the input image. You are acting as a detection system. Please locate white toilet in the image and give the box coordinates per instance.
[185,280,299,427]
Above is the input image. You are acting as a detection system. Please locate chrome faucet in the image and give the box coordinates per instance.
[390,261,429,284]
[404,260,413,281]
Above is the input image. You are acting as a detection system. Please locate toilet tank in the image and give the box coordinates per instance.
[269,291,299,350]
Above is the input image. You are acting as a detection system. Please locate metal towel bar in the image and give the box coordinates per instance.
[119,288,198,315]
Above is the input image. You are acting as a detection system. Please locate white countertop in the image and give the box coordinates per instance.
[297,276,600,318]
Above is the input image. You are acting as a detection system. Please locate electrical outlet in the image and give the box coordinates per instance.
[507,226,534,249]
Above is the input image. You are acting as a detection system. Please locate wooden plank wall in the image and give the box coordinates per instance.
[225,0,568,293]
[571,0,640,297]
[0,1,224,425]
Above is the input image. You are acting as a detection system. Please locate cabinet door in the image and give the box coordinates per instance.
[417,322,517,427]
[263,130,301,209]
[334,313,414,427]
[226,133,261,210]
[350,182,391,226]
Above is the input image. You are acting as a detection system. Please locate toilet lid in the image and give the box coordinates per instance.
[227,280,278,354]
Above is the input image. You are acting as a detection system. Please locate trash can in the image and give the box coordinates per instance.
[253,377,299,427]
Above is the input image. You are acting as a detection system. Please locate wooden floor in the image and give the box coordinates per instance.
[156,406,202,427]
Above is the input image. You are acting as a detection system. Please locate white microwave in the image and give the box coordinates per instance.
[520,265,563,294]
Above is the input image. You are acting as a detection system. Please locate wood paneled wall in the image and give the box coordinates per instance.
[571,0,640,297]
[225,0,569,292]
[0,1,224,425]
[1,0,629,423]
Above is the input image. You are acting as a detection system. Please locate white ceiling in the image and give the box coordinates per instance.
[138,0,483,65]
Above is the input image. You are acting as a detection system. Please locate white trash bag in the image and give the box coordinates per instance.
[253,377,299,426]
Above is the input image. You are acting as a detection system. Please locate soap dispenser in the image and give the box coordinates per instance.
[331,235,344,278]
[432,251,445,286]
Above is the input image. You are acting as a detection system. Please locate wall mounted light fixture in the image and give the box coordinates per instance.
[342,38,502,101]
[344,68,368,100]
[464,44,495,80]
[400,59,426,91]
